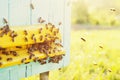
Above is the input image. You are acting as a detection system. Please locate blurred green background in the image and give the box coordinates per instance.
[72,0,120,27]
[23,0,120,80]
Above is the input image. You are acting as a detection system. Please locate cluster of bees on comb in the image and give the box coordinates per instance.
[0,23,65,68]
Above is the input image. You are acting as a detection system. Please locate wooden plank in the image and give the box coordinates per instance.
[7,65,26,80]
[47,0,64,45]
[31,0,49,24]
[40,72,49,80]
[47,0,53,23]
[9,0,30,26]
[9,66,19,80]
[50,0,64,26]
[17,65,26,79]
[63,0,71,66]
[0,68,10,80]
[56,0,65,45]
[0,0,8,27]
[26,63,32,77]
[48,0,55,25]
[31,59,64,75]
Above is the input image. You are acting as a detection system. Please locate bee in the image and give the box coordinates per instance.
[45,34,48,37]
[81,38,86,42]
[25,62,30,64]
[59,44,63,47]
[40,20,45,23]
[16,46,22,48]
[21,58,27,63]
[5,52,10,55]
[49,51,51,54]
[0,62,2,66]
[31,34,35,40]
[24,37,28,42]
[53,31,56,36]
[29,54,35,59]
[24,30,28,35]
[52,56,60,63]
[38,17,45,23]
[12,38,14,42]
[49,57,57,63]
[50,26,53,32]
[48,59,51,63]
[2,25,10,32]
[45,24,48,29]
[58,55,63,60]
[33,38,36,43]
[42,49,46,53]
[28,47,34,53]
[0,56,2,60]
[45,51,49,55]
[38,17,42,23]
[0,28,3,30]
[0,25,9,37]
[52,25,55,29]
[3,18,8,24]
[7,58,13,61]
[108,69,112,72]
[2,51,9,55]
[30,3,34,10]
[10,51,18,56]
[39,49,43,53]
[12,51,18,56]
[33,57,39,62]
[9,31,14,37]
[110,8,116,11]
[58,22,62,25]
[53,50,56,53]
[27,50,32,54]
[39,28,42,34]
[3,25,10,35]
[39,35,43,41]
[13,34,18,37]
[48,22,52,25]
[99,46,103,49]
[0,32,4,37]
[57,50,61,52]
[56,28,59,33]
[59,68,61,70]
[10,31,18,38]
[63,54,65,56]
[38,59,46,65]
[44,38,48,42]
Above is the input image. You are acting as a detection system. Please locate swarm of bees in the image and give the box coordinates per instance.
[0,23,65,68]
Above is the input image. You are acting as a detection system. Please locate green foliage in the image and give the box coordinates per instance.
[72,0,120,27]
[72,0,89,24]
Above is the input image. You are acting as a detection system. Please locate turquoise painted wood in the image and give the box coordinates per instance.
[31,0,49,24]
[0,0,70,80]
[0,68,10,80]
[63,0,71,66]
[9,0,30,26]
[10,65,26,80]
[26,63,32,77]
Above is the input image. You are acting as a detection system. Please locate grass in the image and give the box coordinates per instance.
[23,30,120,80]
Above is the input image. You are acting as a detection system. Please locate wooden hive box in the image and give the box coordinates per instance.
[0,0,70,80]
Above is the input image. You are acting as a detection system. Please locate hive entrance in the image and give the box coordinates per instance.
[0,23,65,68]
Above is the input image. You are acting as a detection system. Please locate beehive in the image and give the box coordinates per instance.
[0,0,70,80]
